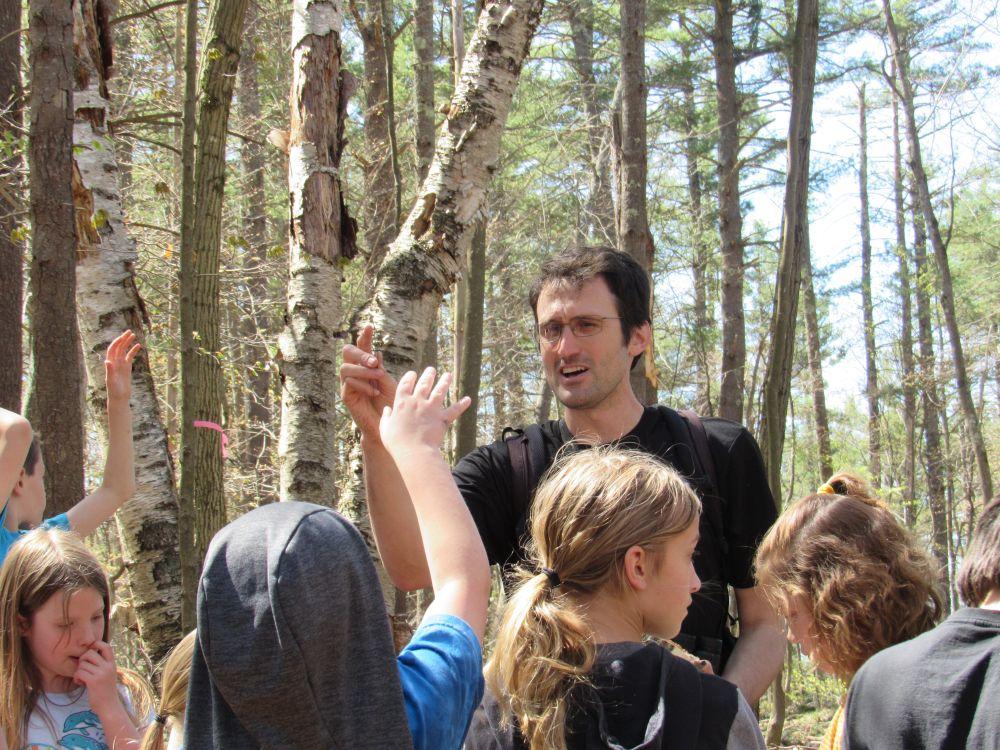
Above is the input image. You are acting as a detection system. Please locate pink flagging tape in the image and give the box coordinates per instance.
[193,420,229,459]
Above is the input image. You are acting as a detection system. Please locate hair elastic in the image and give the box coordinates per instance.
[155,714,167,725]
[541,567,562,588]
[817,483,836,495]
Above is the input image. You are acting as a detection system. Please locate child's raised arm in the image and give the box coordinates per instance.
[379,367,490,641]
[67,331,140,536]
[0,407,33,509]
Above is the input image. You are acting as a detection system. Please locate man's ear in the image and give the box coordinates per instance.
[627,321,652,358]
[623,545,650,592]
[9,468,25,497]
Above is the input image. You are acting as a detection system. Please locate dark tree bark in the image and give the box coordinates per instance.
[568,0,614,244]
[615,0,656,405]
[179,0,250,605]
[802,232,833,481]
[237,2,274,503]
[176,0,200,630]
[455,220,486,458]
[413,0,435,184]
[912,200,948,569]
[759,0,819,508]
[891,74,917,524]
[680,31,713,415]
[883,0,993,500]
[26,0,86,516]
[857,86,882,486]
[0,0,23,411]
[713,0,745,423]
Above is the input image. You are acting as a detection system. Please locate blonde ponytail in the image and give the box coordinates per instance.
[140,631,196,750]
[486,447,701,750]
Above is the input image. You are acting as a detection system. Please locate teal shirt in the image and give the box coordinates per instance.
[0,501,71,567]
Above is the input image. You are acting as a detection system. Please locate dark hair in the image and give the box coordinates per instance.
[958,496,1000,607]
[528,246,651,367]
[22,436,40,476]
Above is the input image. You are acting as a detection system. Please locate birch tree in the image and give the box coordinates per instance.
[358,0,545,377]
[71,0,183,661]
[278,0,357,506]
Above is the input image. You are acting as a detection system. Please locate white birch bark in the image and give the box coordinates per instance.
[359,0,546,373]
[71,0,182,663]
[278,0,355,505]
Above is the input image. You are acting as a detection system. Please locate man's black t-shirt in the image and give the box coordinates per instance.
[451,405,777,646]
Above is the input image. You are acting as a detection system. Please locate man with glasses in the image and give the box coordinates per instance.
[340,245,784,704]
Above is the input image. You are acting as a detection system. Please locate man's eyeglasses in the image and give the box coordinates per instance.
[536,316,621,344]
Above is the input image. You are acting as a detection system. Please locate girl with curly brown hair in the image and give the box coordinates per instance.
[754,472,943,750]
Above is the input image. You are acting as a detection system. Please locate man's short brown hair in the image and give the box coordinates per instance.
[958,495,1000,607]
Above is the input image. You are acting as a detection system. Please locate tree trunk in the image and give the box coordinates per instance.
[358,0,400,292]
[237,2,274,504]
[179,0,249,582]
[759,0,818,505]
[882,0,993,500]
[802,232,833,481]
[0,0,22,411]
[857,86,881,487]
[71,0,183,661]
[762,3,822,719]
[358,0,545,382]
[455,219,486,457]
[615,0,656,405]
[568,0,614,244]
[912,201,948,569]
[681,33,713,416]
[413,0,436,184]
[278,0,356,507]
[26,0,86,517]
[713,0,745,423]
[891,74,917,524]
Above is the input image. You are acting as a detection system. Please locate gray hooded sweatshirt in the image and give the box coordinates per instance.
[184,501,415,749]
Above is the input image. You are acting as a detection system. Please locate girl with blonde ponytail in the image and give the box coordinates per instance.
[139,631,196,750]
[467,447,765,750]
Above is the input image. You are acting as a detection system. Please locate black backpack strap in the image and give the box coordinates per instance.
[660,653,703,748]
[502,424,548,575]
[678,409,727,558]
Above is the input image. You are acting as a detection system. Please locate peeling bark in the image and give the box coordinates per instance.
[278,0,356,506]
[71,0,183,663]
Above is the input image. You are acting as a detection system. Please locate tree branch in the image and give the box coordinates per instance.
[112,0,186,26]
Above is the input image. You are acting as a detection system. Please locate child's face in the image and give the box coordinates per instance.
[638,520,701,640]
[784,594,830,673]
[21,586,105,692]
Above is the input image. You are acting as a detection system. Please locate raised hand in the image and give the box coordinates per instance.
[104,330,141,402]
[379,367,470,462]
[340,324,398,441]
